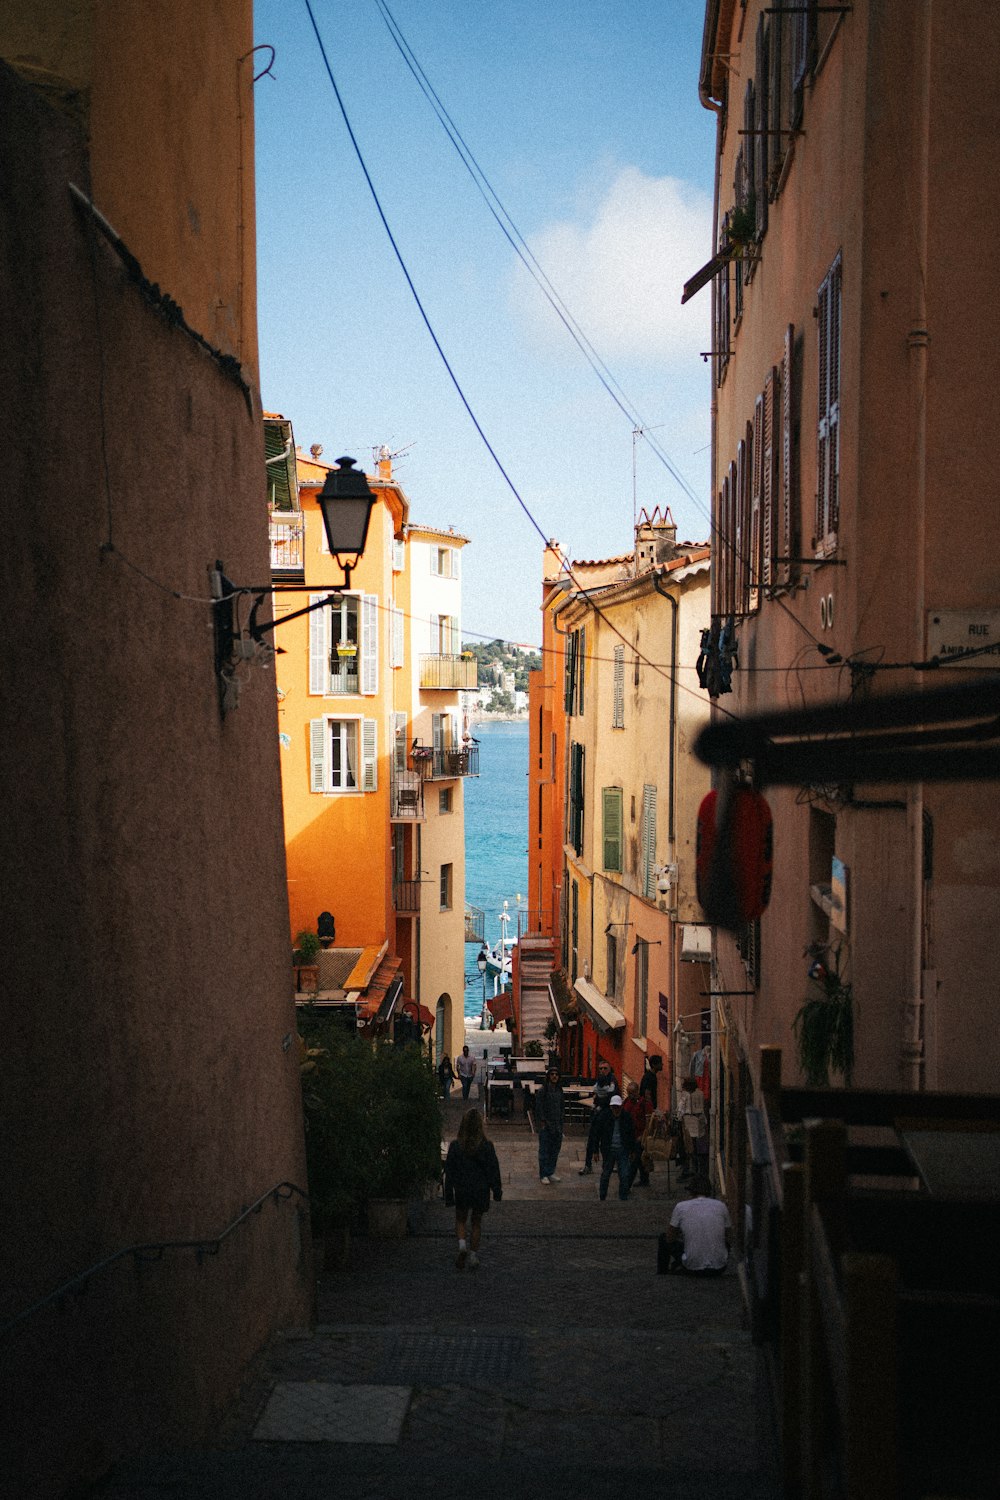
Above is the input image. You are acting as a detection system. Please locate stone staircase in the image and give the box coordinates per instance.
[515,934,558,1050]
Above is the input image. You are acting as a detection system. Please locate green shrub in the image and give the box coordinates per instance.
[298,1017,441,1231]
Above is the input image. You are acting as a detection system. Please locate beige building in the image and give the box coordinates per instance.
[689,0,1000,1187]
[539,514,712,1095]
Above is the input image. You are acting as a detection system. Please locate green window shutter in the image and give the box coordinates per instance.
[602,787,623,873]
[310,719,327,792]
[578,627,586,716]
[309,596,329,695]
[564,631,577,714]
[642,783,658,899]
[361,718,378,791]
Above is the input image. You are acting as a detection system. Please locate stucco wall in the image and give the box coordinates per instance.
[0,62,309,1497]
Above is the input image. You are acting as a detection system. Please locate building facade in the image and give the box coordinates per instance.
[691,0,1000,1218]
[2,8,310,1494]
[272,441,472,1068]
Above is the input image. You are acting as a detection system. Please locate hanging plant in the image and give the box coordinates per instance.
[792,942,854,1086]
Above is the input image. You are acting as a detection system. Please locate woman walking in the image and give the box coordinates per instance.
[438,1052,455,1102]
[443,1108,502,1270]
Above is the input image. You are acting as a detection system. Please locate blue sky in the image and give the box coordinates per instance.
[253,0,716,644]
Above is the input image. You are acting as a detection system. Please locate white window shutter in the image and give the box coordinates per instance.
[361,594,378,695]
[430,549,440,576]
[362,718,378,791]
[394,711,407,772]
[309,596,329,695]
[310,719,327,792]
[613,646,625,728]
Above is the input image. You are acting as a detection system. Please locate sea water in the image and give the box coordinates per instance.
[463,719,529,1023]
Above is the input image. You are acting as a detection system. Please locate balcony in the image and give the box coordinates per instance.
[393,878,421,914]
[269,511,305,576]
[391,770,424,821]
[418,654,477,690]
[432,743,479,779]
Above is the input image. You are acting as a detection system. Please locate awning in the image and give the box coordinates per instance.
[681,925,712,962]
[573,977,626,1033]
[487,992,515,1025]
[375,974,404,1023]
[681,251,730,305]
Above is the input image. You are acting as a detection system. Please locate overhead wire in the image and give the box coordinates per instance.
[302,0,744,723]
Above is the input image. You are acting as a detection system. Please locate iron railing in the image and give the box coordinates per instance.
[391,770,424,820]
[431,743,480,779]
[393,879,421,913]
[268,513,305,574]
[465,905,485,943]
[1,1181,309,1339]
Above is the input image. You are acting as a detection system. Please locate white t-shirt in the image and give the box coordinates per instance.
[456,1053,477,1080]
[669,1196,732,1270]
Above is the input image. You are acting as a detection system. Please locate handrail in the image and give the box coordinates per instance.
[1,1180,309,1339]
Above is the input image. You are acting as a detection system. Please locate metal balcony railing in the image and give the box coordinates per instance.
[391,771,424,820]
[465,905,485,943]
[269,512,305,574]
[393,879,421,913]
[431,743,480,779]
[418,654,478,690]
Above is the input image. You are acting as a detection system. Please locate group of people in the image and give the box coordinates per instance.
[442,1097,731,1275]
[438,1045,478,1103]
[533,1056,664,1199]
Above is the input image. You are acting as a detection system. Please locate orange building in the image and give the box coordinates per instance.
[269,430,472,1065]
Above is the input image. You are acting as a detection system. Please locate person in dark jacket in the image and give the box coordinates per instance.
[596,1095,636,1201]
[531,1065,566,1184]
[438,1052,455,1102]
[578,1058,618,1174]
[443,1109,502,1269]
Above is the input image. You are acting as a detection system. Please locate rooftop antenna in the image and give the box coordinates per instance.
[632,423,666,531]
[372,440,416,471]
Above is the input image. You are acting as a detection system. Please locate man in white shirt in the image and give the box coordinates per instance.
[660,1177,732,1275]
[456,1045,477,1103]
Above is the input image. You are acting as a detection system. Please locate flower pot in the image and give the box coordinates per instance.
[297,963,320,993]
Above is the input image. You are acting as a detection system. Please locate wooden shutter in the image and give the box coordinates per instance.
[642,784,658,900]
[747,417,760,612]
[736,435,750,613]
[310,718,327,792]
[564,631,577,714]
[361,594,378,694]
[727,460,737,616]
[391,605,404,667]
[763,367,778,589]
[755,17,769,235]
[361,719,377,792]
[769,3,783,183]
[612,646,625,728]
[578,627,586,716]
[753,395,765,602]
[309,595,329,695]
[569,742,585,854]
[781,324,796,584]
[603,787,623,873]
[817,257,841,551]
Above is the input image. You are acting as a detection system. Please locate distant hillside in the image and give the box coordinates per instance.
[462,639,542,693]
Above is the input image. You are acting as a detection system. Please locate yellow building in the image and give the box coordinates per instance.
[547,513,711,1100]
[269,430,472,1065]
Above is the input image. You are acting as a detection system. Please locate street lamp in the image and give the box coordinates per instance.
[476,945,489,1030]
[317,457,377,591]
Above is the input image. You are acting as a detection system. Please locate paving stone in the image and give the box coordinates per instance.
[252,1381,410,1444]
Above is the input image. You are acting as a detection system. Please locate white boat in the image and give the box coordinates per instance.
[481,901,516,989]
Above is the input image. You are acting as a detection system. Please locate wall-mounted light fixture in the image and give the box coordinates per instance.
[631,938,664,956]
[212,456,377,715]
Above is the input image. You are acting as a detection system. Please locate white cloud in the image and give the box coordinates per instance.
[509,166,712,364]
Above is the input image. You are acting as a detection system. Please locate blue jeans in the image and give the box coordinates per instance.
[460,1075,473,1101]
[538,1126,563,1179]
[599,1146,632,1200]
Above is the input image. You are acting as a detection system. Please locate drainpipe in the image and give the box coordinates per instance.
[652,572,679,850]
[903,0,932,1092]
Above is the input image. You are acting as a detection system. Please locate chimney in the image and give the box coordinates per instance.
[378,443,392,482]
[634,506,678,571]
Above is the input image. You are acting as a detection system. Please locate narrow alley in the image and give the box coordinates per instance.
[95,1108,778,1500]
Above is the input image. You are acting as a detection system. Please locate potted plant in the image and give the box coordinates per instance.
[793,942,855,1086]
[335,639,357,658]
[726,199,757,255]
[524,1039,544,1059]
[294,928,321,992]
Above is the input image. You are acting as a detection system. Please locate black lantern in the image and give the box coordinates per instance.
[317,456,377,590]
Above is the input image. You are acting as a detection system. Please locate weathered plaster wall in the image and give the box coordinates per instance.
[0,60,309,1497]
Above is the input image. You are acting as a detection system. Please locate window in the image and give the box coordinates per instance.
[635,940,649,1037]
[612,646,625,728]
[602,786,623,873]
[439,787,452,814]
[779,323,799,587]
[606,934,618,999]
[816,255,842,553]
[390,605,404,668]
[309,593,378,696]
[393,712,407,773]
[439,863,453,910]
[564,630,577,714]
[309,717,378,794]
[432,614,460,655]
[570,879,579,980]
[392,539,405,572]
[641,784,658,900]
[577,627,586,716]
[431,546,456,578]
